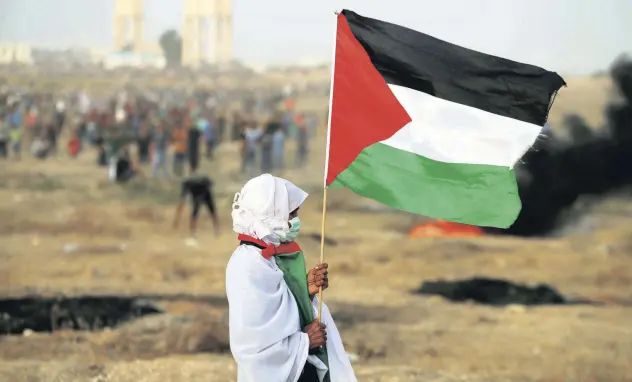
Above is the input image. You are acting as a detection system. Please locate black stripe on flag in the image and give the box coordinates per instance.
[341,9,566,126]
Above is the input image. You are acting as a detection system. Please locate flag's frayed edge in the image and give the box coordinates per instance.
[512,86,565,169]
[545,88,564,124]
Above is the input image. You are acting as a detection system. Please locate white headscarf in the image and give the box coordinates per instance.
[232,174,308,246]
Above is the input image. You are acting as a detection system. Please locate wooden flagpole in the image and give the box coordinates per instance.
[316,187,328,322]
[317,10,339,322]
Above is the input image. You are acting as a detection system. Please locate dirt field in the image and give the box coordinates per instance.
[2,75,632,382]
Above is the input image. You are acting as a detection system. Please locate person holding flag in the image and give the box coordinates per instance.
[226,8,566,382]
[226,174,356,382]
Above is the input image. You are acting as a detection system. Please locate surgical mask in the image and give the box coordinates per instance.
[279,217,301,242]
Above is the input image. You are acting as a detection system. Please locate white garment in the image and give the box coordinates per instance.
[231,174,307,246]
[226,245,356,382]
[309,297,357,382]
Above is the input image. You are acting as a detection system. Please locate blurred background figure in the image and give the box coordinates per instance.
[295,113,309,168]
[173,173,219,238]
[136,120,152,165]
[240,120,261,179]
[172,123,187,177]
[151,122,170,178]
[187,121,201,174]
[199,115,213,159]
[0,111,9,159]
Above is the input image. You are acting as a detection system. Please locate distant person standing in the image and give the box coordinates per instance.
[95,135,107,167]
[8,104,22,132]
[24,106,37,148]
[283,111,296,139]
[10,125,21,160]
[269,112,286,171]
[136,121,152,164]
[44,120,58,157]
[307,113,318,138]
[106,120,128,159]
[240,122,261,179]
[172,124,188,177]
[55,100,66,134]
[86,118,99,145]
[7,104,22,159]
[0,113,9,159]
[231,112,244,141]
[106,127,128,182]
[152,123,170,178]
[272,124,286,171]
[187,123,201,174]
[200,117,214,159]
[94,114,108,166]
[261,116,281,173]
[295,114,309,168]
[77,118,87,142]
[217,114,226,144]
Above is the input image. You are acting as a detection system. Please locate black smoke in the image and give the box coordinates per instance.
[496,55,632,236]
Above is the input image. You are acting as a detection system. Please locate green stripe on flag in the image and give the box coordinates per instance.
[330,142,521,228]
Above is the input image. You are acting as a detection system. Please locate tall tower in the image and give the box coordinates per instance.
[217,0,233,64]
[113,0,144,52]
[182,0,233,67]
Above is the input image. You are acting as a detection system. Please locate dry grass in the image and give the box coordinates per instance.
[1,74,631,381]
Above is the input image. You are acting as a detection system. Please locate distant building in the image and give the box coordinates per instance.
[0,43,34,65]
[181,0,233,67]
[32,47,96,67]
[113,0,233,68]
[103,51,166,70]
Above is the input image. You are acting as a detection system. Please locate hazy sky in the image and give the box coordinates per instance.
[0,0,630,74]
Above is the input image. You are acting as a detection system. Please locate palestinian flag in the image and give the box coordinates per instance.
[325,10,566,228]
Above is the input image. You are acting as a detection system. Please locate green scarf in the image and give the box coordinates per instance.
[275,251,330,382]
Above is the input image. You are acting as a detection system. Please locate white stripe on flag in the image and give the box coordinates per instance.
[382,84,543,168]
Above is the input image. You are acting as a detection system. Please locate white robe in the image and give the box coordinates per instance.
[226,245,357,382]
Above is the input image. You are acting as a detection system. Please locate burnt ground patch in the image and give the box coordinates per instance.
[413,277,595,306]
[0,296,162,334]
[0,292,404,335]
[0,293,404,362]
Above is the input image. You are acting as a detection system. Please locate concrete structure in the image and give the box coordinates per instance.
[0,43,34,65]
[182,0,233,67]
[113,0,144,52]
[112,0,232,67]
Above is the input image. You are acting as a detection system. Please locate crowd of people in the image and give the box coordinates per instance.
[0,88,320,183]
[0,93,67,160]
